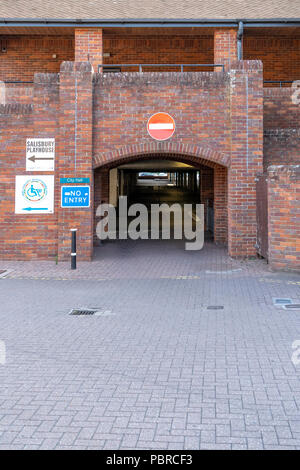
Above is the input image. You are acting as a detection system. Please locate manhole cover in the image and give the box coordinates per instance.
[69,308,98,316]
[207,305,224,310]
[283,304,300,310]
[273,298,292,305]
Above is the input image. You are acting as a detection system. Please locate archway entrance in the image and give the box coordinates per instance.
[93,153,228,255]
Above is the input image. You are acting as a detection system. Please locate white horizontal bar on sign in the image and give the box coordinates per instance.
[149,123,174,130]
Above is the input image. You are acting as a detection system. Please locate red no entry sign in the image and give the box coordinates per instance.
[147,113,175,141]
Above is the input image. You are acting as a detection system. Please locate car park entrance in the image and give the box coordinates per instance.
[94,156,228,253]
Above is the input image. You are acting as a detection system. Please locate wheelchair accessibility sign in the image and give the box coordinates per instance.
[61,186,90,208]
[15,175,54,214]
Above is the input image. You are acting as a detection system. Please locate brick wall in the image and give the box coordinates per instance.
[94,168,109,244]
[92,70,231,244]
[264,130,300,169]
[228,60,264,257]
[263,88,300,169]
[2,85,33,105]
[0,62,95,261]
[104,34,214,72]
[75,28,103,73]
[0,59,290,264]
[268,165,300,272]
[104,30,300,80]
[200,166,214,231]
[57,62,94,261]
[0,77,59,260]
[264,88,300,129]
[244,36,300,84]
[0,30,299,83]
[93,71,231,159]
[93,61,263,257]
[214,29,237,69]
[0,27,297,267]
[0,35,74,81]
[214,166,228,244]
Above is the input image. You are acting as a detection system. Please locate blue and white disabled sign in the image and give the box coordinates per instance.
[61,185,90,208]
[15,175,54,214]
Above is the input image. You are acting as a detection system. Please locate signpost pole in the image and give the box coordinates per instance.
[71,229,77,270]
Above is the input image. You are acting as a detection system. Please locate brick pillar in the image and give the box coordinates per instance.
[214,28,237,69]
[268,165,300,272]
[228,60,263,257]
[75,28,103,73]
[200,167,214,231]
[214,166,227,245]
[33,73,59,137]
[57,61,94,261]
[32,73,60,258]
[94,168,109,244]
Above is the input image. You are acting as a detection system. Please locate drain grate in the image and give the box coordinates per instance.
[283,304,300,310]
[207,305,224,310]
[69,308,98,316]
[69,307,116,316]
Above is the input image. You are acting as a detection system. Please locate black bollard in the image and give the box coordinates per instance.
[71,229,77,270]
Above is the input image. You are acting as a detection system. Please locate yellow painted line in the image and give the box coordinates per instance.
[160,275,202,280]
[4,276,110,281]
[259,278,300,286]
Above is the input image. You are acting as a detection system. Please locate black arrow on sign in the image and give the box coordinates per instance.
[28,155,54,163]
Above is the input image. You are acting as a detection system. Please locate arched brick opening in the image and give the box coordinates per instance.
[93,142,230,170]
[94,145,228,249]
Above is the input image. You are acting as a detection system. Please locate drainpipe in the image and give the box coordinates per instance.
[237,21,244,60]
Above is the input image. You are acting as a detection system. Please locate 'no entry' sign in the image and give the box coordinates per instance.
[147,113,175,141]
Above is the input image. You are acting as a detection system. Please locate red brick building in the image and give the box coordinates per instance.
[0,1,299,271]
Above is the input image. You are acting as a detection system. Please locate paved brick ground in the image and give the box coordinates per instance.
[1,240,272,280]
[0,241,299,449]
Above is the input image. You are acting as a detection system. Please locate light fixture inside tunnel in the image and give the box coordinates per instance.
[138,172,168,179]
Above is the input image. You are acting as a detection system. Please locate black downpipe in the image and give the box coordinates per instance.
[237,21,244,60]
